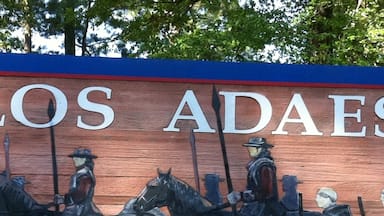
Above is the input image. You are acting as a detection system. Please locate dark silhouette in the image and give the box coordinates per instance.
[134,169,231,216]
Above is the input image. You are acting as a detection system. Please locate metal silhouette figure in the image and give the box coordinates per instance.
[280,175,300,213]
[203,174,224,206]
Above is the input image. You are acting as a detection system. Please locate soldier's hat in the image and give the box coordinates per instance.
[68,148,97,159]
[242,137,274,148]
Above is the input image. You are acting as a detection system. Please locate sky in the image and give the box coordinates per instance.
[13,24,122,58]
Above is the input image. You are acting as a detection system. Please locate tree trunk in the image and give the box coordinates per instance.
[81,0,92,56]
[22,0,32,53]
[24,27,32,53]
[64,24,75,55]
[64,0,76,55]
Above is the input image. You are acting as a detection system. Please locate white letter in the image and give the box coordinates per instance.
[11,84,67,128]
[0,115,4,127]
[0,108,4,127]
[374,97,384,137]
[329,95,366,137]
[222,92,272,134]
[272,94,322,135]
[163,90,214,132]
[77,87,114,130]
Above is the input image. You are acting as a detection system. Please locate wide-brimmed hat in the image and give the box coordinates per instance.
[242,137,274,148]
[68,148,97,159]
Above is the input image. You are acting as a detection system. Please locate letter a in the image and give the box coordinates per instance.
[163,90,214,132]
[272,93,322,135]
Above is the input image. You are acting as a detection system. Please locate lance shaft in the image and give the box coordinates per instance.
[358,196,365,216]
[212,85,236,215]
[189,129,201,193]
[48,99,60,213]
[3,133,10,180]
[299,193,303,216]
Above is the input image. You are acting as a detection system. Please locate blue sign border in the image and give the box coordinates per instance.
[0,53,383,89]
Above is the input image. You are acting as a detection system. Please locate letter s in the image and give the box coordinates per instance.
[77,87,114,130]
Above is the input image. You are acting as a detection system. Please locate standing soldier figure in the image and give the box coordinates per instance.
[57,148,103,216]
[227,137,284,216]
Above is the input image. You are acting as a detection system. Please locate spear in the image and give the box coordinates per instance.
[189,129,201,193]
[3,133,10,180]
[358,196,365,216]
[299,193,303,216]
[48,99,60,214]
[212,85,237,215]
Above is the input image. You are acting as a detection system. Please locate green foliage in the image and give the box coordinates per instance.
[0,30,23,52]
[1,0,294,60]
[0,0,45,52]
[117,0,293,62]
[292,0,384,66]
[0,0,382,66]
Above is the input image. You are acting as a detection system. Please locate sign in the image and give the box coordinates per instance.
[0,53,383,215]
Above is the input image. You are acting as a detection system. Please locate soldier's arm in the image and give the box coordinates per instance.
[260,166,274,199]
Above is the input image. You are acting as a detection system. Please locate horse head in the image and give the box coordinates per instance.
[134,168,172,212]
[135,168,222,216]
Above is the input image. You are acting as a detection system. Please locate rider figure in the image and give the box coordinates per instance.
[58,147,103,216]
[227,137,284,216]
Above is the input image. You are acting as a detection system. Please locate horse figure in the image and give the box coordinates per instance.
[134,169,231,216]
[0,172,54,216]
[118,198,166,216]
[0,171,165,216]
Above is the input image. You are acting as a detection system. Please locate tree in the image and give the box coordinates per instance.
[0,0,45,53]
[1,0,382,66]
[2,0,295,60]
[43,0,99,55]
[115,0,297,62]
[292,0,384,66]
[31,0,124,56]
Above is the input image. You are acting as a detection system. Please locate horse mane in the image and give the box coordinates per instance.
[165,173,213,213]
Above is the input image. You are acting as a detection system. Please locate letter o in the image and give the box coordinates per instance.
[11,84,68,128]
